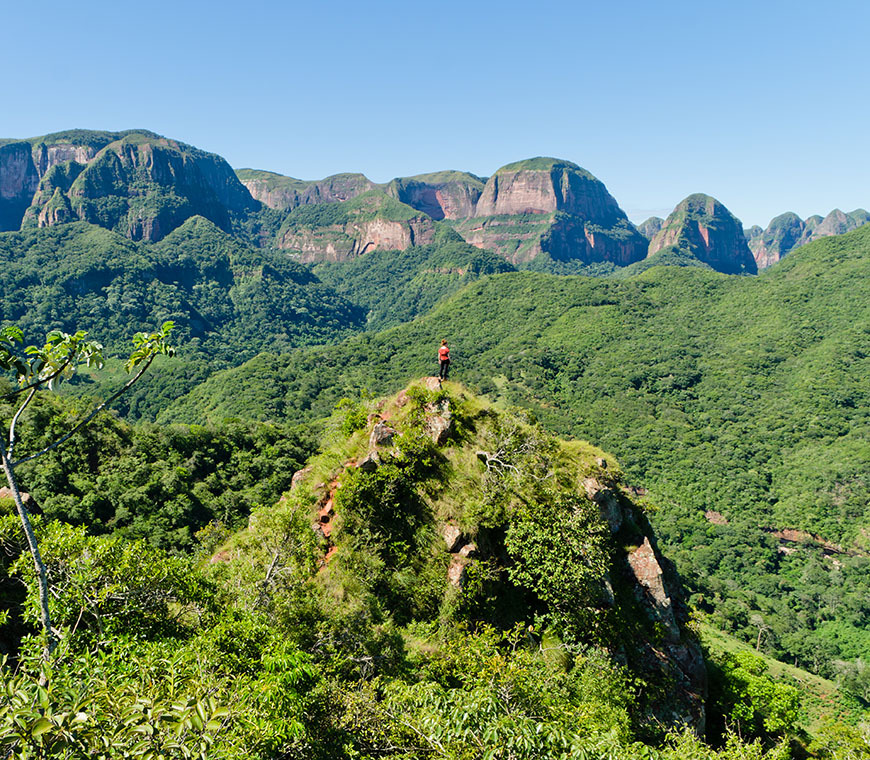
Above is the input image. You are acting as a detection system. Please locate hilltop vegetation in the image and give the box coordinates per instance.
[2,381,819,758]
[160,226,870,683]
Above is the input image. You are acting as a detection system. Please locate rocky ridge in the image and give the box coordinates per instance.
[746,207,870,269]
[276,190,436,261]
[237,169,375,211]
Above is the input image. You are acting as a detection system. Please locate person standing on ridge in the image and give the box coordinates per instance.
[438,339,450,380]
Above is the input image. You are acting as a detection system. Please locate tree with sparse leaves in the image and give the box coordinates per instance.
[0,322,174,660]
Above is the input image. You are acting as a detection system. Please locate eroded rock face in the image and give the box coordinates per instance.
[240,171,375,211]
[442,524,463,552]
[649,194,757,275]
[369,422,397,448]
[0,142,40,231]
[749,212,805,269]
[281,216,436,262]
[425,397,452,444]
[388,172,484,220]
[583,477,624,533]
[9,131,257,241]
[637,216,664,241]
[627,538,679,641]
[748,207,870,269]
[449,158,647,267]
[474,160,624,219]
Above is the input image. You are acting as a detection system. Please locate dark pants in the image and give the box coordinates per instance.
[439,360,449,380]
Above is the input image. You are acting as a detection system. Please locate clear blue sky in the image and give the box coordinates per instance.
[2,0,867,227]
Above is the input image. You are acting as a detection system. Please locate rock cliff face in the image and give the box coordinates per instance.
[237,169,374,211]
[0,142,40,231]
[386,171,484,220]
[282,216,435,262]
[448,158,648,267]
[649,194,757,275]
[1,130,155,231]
[748,212,805,269]
[748,208,870,269]
[277,191,436,261]
[1,130,258,242]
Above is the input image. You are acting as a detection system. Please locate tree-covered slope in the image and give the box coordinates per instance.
[311,226,515,330]
[0,218,364,359]
[0,218,366,414]
[160,226,870,678]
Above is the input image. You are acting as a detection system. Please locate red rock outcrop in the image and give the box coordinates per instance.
[239,170,375,211]
[450,158,647,267]
[281,216,435,262]
[387,172,484,220]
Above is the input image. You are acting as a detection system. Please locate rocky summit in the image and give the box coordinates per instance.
[649,193,757,275]
[446,157,648,267]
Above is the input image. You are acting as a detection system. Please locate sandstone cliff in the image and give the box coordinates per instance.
[649,194,757,275]
[237,169,375,211]
[448,158,648,267]
[1,130,157,231]
[277,190,436,261]
[386,171,485,220]
[0,142,40,231]
[748,207,870,269]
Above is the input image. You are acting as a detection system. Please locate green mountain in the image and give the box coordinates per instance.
[648,194,757,275]
[159,225,870,681]
[0,217,365,414]
[0,129,257,241]
[5,380,828,757]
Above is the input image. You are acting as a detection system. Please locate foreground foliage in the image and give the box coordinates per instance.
[0,385,824,758]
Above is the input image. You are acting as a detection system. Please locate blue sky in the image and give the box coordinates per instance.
[2,0,867,227]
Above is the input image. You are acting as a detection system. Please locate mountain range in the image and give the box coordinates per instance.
[7,128,861,276]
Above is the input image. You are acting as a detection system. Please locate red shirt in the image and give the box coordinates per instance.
[439,345,450,361]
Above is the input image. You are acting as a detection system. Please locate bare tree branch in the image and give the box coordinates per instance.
[8,387,36,458]
[1,356,73,399]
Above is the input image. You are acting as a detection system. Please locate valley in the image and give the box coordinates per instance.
[0,128,867,759]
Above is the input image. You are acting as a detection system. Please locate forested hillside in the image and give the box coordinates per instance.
[161,226,870,682]
[3,381,824,758]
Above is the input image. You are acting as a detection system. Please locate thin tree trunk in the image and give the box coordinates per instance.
[0,447,55,660]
